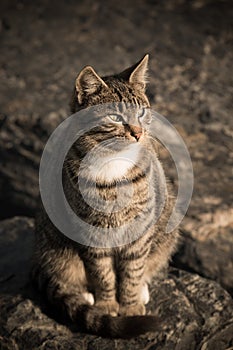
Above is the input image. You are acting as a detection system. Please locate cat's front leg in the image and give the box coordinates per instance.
[118,256,147,316]
[85,255,119,316]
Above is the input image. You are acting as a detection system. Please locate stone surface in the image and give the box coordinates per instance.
[0,217,233,349]
[173,208,233,296]
[0,111,61,218]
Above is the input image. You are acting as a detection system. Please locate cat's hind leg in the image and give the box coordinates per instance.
[31,249,93,321]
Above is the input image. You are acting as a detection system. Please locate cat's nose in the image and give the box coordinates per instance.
[129,125,143,141]
[131,131,142,141]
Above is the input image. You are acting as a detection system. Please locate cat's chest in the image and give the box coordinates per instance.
[86,143,141,182]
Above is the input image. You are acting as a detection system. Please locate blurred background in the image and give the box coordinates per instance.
[0,0,232,296]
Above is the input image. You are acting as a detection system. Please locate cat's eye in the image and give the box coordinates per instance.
[108,114,123,123]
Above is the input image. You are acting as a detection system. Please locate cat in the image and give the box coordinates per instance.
[31,55,179,338]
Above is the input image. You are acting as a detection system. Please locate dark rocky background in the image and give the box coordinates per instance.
[0,0,232,349]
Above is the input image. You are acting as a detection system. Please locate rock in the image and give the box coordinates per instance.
[0,113,63,219]
[0,217,233,349]
[174,207,233,296]
[0,216,34,294]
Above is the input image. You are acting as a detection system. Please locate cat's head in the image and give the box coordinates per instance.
[70,55,151,147]
[71,54,150,113]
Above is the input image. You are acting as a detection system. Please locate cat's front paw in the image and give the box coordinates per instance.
[95,300,119,317]
[140,283,150,305]
[119,303,146,316]
[82,292,95,305]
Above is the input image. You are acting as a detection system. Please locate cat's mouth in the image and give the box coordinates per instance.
[115,130,145,144]
[124,124,144,142]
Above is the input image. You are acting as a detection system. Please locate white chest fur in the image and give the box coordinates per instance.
[87,143,141,183]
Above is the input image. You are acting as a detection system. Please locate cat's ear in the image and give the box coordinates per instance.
[119,54,149,92]
[75,66,108,104]
[129,54,149,91]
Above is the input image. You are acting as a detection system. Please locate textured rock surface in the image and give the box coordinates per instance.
[0,217,233,350]
[174,209,233,296]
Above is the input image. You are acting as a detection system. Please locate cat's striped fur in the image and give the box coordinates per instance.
[32,55,179,338]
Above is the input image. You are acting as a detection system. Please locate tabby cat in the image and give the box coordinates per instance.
[32,55,179,338]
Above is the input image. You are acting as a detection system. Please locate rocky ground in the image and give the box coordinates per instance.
[0,0,232,349]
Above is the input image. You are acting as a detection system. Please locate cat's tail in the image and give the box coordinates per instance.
[79,305,158,338]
